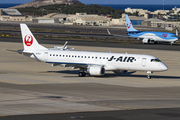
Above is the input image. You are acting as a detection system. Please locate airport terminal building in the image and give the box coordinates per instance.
[0,9,30,22]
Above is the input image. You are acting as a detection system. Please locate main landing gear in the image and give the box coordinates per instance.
[78,72,86,77]
[147,71,152,79]
[78,68,86,77]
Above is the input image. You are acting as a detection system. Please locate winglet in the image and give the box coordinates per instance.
[62,41,68,50]
[125,14,138,32]
[107,29,111,35]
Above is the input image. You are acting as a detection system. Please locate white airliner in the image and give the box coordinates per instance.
[20,23,168,79]
[108,14,178,45]
[50,41,74,51]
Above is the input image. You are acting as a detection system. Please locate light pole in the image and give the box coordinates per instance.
[163,0,164,10]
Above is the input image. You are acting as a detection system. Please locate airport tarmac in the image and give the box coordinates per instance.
[0,41,180,119]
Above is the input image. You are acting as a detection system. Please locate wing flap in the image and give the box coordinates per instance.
[49,62,105,70]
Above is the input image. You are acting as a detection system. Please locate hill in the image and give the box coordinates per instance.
[10,0,82,8]
[17,3,124,18]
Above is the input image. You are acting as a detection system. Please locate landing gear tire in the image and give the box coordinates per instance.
[78,72,86,77]
[171,42,174,45]
[147,75,151,79]
[147,71,152,79]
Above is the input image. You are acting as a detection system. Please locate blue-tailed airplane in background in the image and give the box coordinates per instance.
[107,14,179,45]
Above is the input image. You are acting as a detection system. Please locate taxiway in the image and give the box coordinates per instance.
[0,41,180,119]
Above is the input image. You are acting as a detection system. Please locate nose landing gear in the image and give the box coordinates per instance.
[171,42,174,45]
[147,71,152,79]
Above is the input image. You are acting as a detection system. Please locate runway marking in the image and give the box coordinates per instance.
[45,96,93,102]
[80,101,138,110]
[0,115,8,117]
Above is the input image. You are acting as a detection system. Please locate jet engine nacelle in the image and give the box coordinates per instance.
[88,66,105,76]
[142,38,150,43]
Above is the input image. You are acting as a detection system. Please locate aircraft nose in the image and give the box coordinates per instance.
[160,63,168,71]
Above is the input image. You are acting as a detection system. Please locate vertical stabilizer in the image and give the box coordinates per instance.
[20,23,48,52]
[125,14,138,32]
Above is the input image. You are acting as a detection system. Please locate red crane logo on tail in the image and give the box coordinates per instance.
[127,23,131,29]
[24,35,33,46]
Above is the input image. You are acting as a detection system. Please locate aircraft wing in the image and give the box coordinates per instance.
[51,62,88,68]
[49,62,104,70]
[107,29,129,37]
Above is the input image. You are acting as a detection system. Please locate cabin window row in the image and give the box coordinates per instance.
[49,54,109,60]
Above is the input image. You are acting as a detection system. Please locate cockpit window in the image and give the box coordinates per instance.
[151,59,161,62]
[171,35,176,37]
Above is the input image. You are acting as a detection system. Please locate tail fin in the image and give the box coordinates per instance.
[125,14,138,32]
[20,23,48,52]
[107,29,111,35]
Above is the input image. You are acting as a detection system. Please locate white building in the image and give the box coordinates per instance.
[125,7,150,16]
[152,10,170,15]
[171,6,180,15]
[111,15,147,26]
[0,8,28,21]
[172,6,180,11]
[66,13,110,26]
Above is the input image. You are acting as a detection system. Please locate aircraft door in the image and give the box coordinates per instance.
[44,52,48,61]
[142,58,146,67]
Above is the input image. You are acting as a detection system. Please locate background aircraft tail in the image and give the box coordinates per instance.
[20,23,48,52]
[176,29,178,36]
[125,14,138,32]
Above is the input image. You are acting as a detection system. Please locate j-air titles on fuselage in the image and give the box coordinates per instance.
[108,56,136,62]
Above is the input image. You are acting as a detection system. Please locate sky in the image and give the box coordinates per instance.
[0,0,179,5]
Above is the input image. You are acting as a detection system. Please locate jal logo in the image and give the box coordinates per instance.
[162,34,168,38]
[127,23,131,29]
[24,35,33,46]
